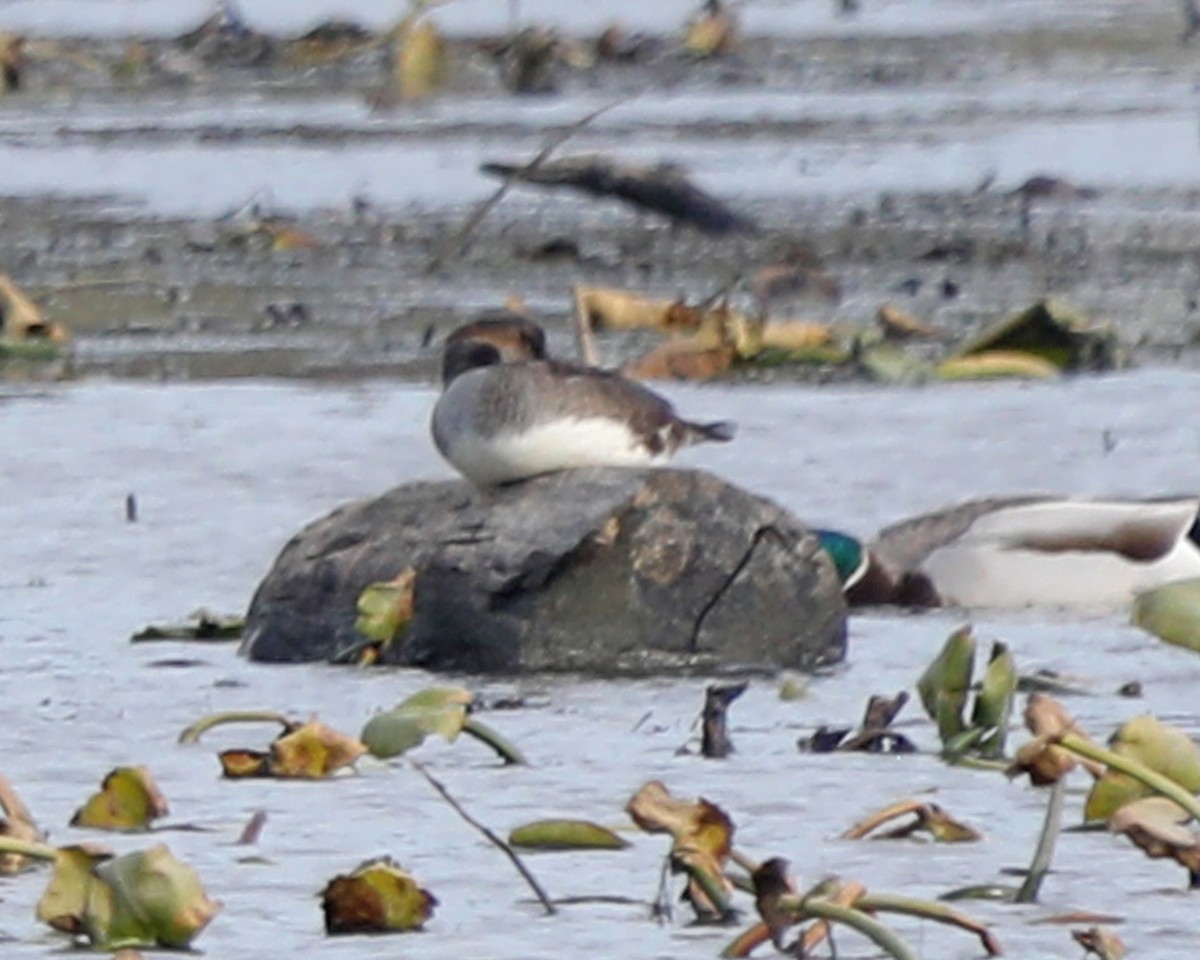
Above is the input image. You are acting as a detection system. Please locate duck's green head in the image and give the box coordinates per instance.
[814,529,868,590]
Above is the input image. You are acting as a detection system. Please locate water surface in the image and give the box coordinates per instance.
[3,372,1200,957]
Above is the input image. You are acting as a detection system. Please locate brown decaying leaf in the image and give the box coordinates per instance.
[842,798,982,843]
[1109,796,1200,882]
[0,273,70,342]
[322,856,437,934]
[575,286,702,334]
[70,766,169,832]
[1072,925,1128,960]
[627,781,735,917]
[220,720,366,779]
[1007,693,1105,785]
[621,339,736,381]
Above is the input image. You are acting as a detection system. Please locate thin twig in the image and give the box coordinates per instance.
[426,96,631,272]
[409,758,557,915]
[1015,777,1065,903]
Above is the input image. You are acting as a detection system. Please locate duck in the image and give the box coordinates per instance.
[817,495,1200,609]
[431,322,736,486]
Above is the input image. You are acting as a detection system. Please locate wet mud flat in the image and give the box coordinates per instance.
[2,1,1200,381]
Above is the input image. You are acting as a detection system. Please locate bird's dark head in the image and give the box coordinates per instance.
[441,339,505,386]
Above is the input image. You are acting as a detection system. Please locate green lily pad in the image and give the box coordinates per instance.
[508,819,630,851]
[1133,578,1200,652]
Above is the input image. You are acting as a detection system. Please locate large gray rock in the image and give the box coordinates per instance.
[240,467,846,674]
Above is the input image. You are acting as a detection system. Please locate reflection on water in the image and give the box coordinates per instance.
[2,373,1200,957]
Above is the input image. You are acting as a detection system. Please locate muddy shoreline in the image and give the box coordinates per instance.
[2,3,1200,382]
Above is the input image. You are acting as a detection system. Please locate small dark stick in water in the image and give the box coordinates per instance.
[700,681,748,758]
[125,493,138,523]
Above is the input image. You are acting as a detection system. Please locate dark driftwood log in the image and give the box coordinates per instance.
[480,154,759,236]
[240,467,845,675]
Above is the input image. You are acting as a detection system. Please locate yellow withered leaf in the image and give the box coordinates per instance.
[877,303,943,340]
[71,767,168,832]
[574,285,701,334]
[683,1,736,57]
[354,568,417,648]
[760,320,835,352]
[37,843,114,937]
[217,750,272,779]
[627,780,735,915]
[396,18,445,100]
[268,720,367,778]
[936,349,1060,381]
[322,856,437,934]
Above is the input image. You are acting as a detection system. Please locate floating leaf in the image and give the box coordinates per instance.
[936,350,1060,381]
[268,720,365,779]
[627,781,735,919]
[37,843,113,938]
[38,843,218,950]
[842,798,981,843]
[1132,578,1200,651]
[1072,926,1127,960]
[0,272,70,344]
[71,767,168,833]
[395,17,445,100]
[575,285,702,334]
[953,298,1119,372]
[354,568,416,650]
[508,819,630,851]
[1085,715,1200,821]
[971,642,1017,759]
[683,0,737,57]
[916,625,976,745]
[1109,796,1200,887]
[877,303,944,340]
[321,856,436,934]
[360,687,474,759]
[130,610,243,642]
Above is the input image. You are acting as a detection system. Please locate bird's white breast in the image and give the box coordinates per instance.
[441,415,667,485]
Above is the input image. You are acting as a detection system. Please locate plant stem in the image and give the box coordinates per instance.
[1060,732,1200,821]
[0,836,57,862]
[462,717,527,765]
[410,758,556,915]
[1016,777,1065,903]
[177,710,292,744]
[778,897,918,960]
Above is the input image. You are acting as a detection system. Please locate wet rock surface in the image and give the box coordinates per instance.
[241,467,847,674]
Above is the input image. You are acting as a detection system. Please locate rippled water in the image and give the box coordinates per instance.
[3,372,1200,957]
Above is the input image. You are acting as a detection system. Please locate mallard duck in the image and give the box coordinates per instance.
[818,496,1200,609]
[432,321,735,486]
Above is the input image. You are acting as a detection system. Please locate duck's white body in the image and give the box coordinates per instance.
[915,499,1200,608]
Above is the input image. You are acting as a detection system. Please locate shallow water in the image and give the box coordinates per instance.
[3,372,1200,957]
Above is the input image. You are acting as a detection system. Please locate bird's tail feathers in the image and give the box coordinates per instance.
[689,419,737,444]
